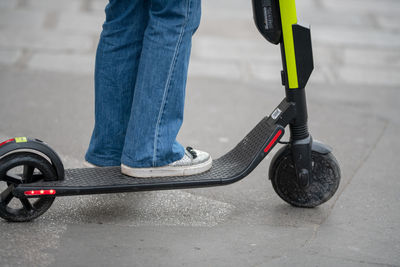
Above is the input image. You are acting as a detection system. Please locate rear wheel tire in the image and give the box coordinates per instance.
[0,152,56,222]
[269,145,341,208]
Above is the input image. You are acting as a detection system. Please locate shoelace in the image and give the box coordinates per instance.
[186,147,197,159]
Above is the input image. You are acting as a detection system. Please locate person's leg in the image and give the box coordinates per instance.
[121,0,202,168]
[86,0,149,166]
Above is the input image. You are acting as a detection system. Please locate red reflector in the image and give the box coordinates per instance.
[0,138,15,147]
[24,189,56,196]
[264,129,283,153]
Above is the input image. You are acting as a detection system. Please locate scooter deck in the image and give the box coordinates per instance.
[15,116,284,197]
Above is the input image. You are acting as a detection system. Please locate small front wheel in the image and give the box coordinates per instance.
[0,152,56,222]
[269,145,341,208]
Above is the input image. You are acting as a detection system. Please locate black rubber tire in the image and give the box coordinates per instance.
[269,145,341,208]
[0,152,56,222]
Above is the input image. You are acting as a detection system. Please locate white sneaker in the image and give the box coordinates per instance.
[121,147,212,178]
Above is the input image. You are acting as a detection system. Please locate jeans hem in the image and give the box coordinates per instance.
[121,151,184,168]
[151,0,191,167]
[85,153,121,167]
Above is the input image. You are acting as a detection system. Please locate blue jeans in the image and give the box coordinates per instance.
[85,0,201,167]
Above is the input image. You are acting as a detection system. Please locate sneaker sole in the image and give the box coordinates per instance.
[121,157,213,178]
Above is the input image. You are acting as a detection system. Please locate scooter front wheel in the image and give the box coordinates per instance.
[0,152,56,222]
[269,145,341,208]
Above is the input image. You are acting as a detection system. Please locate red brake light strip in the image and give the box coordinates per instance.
[264,129,283,153]
[24,189,56,196]
[0,138,15,147]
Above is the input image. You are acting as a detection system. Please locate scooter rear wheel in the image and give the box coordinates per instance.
[269,145,341,208]
[0,152,56,222]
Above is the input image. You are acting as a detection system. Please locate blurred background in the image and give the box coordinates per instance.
[0,0,400,266]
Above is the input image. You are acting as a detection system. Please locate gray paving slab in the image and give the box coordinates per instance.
[28,52,95,74]
[0,48,21,65]
[22,0,83,12]
[320,0,400,16]
[342,48,400,67]
[0,9,46,30]
[338,66,400,86]
[313,25,400,49]
[0,0,16,9]
[57,12,104,35]
[0,29,94,52]
[50,223,315,267]
[377,15,400,32]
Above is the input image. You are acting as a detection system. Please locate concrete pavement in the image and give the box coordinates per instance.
[0,0,400,266]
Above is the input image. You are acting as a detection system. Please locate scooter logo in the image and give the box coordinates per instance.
[15,137,27,143]
[262,0,274,30]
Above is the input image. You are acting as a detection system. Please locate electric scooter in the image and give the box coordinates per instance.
[0,0,341,222]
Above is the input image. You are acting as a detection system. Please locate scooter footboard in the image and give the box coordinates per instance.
[14,112,288,198]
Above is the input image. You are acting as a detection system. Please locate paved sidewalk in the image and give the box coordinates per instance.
[0,0,400,266]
